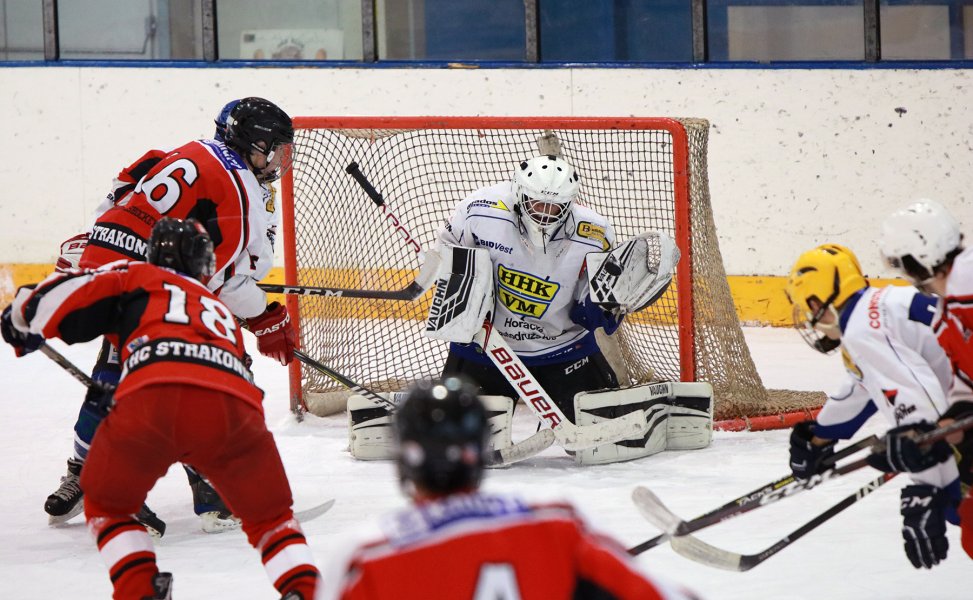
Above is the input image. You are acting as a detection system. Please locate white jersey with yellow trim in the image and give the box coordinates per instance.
[437,181,613,359]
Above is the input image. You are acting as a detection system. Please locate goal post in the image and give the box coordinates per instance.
[279,116,823,428]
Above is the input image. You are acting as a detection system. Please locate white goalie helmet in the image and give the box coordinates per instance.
[512,155,580,247]
[879,199,963,285]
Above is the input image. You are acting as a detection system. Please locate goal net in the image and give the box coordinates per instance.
[280,117,822,425]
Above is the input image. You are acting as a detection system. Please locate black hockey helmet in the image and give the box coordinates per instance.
[394,377,490,496]
[146,217,216,280]
[223,97,294,183]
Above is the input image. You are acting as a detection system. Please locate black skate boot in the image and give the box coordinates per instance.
[186,465,240,533]
[45,458,84,525]
[136,504,167,538]
[142,572,173,600]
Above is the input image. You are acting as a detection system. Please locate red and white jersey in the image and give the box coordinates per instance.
[816,284,958,488]
[9,261,263,411]
[935,246,973,403]
[321,492,697,600]
[80,139,273,318]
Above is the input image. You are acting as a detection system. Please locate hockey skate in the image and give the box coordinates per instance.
[45,458,84,525]
[136,504,167,538]
[142,572,173,600]
[187,465,241,533]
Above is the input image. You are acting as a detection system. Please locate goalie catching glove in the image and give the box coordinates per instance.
[586,230,680,315]
[425,245,495,344]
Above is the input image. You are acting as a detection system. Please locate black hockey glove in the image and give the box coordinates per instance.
[900,484,950,569]
[789,420,837,480]
[866,422,954,474]
[1,305,42,357]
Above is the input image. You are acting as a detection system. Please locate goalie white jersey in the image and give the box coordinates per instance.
[438,182,614,363]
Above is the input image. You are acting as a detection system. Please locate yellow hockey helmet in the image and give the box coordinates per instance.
[785,244,868,353]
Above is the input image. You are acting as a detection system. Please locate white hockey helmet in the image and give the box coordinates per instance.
[512,155,580,246]
[879,199,963,285]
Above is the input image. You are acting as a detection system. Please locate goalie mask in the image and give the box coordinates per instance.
[785,244,867,354]
[394,377,489,497]
[146,217,216,281]
[223,97,294,184]
[880,199,963,288]
[512,155,580,247]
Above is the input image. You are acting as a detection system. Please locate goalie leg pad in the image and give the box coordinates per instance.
[665,382,714,450]
[572,384,671,465]
[348,393,399,461]
[349,394,514,461]
[571,382,714,464]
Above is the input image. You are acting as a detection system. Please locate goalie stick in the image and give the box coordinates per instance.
[474,316,650,451]
[259,161,438,301]
[292,349,555,466]
[626,415,973,555]
[634,473,897,571]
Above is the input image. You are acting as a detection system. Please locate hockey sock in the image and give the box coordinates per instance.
[89,515,158,599]
[255,517,319,598]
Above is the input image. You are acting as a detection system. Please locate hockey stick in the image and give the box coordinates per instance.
[257,252,440,301]
[646,473,897,571]
[257,161,439,300]
[39,343,114,393]
[626,434,880,555]
[474,316,650,451]
[627,415,973,555]
[292,349,555,466]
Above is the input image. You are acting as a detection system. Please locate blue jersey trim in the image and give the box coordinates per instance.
[908,293,938,326]
[450,330,600,367]
[814,401,877,439]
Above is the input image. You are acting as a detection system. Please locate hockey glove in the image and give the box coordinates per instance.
[246,302,296,366]
[1,305,42,357]
[55,233,88,272]
[570,295,623,335]
[900,484,950,569]
[866,422,954,473]
[789,420,837,480]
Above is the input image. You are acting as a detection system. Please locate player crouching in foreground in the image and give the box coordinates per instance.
[349,155,713,465]
[880,199,973,561]
[1,218,318,600]
[784,243,961,570]
[324,376,701,600]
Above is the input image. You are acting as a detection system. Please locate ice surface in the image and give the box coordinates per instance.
[0,327,966,598]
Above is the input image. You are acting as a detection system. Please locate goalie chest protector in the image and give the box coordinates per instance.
[441,182,614,359]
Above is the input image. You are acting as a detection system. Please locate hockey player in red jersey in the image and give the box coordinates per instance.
[1,219,318,600]
[880,199,973,562]
[43,97,296,533]
[322,376,700,600]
